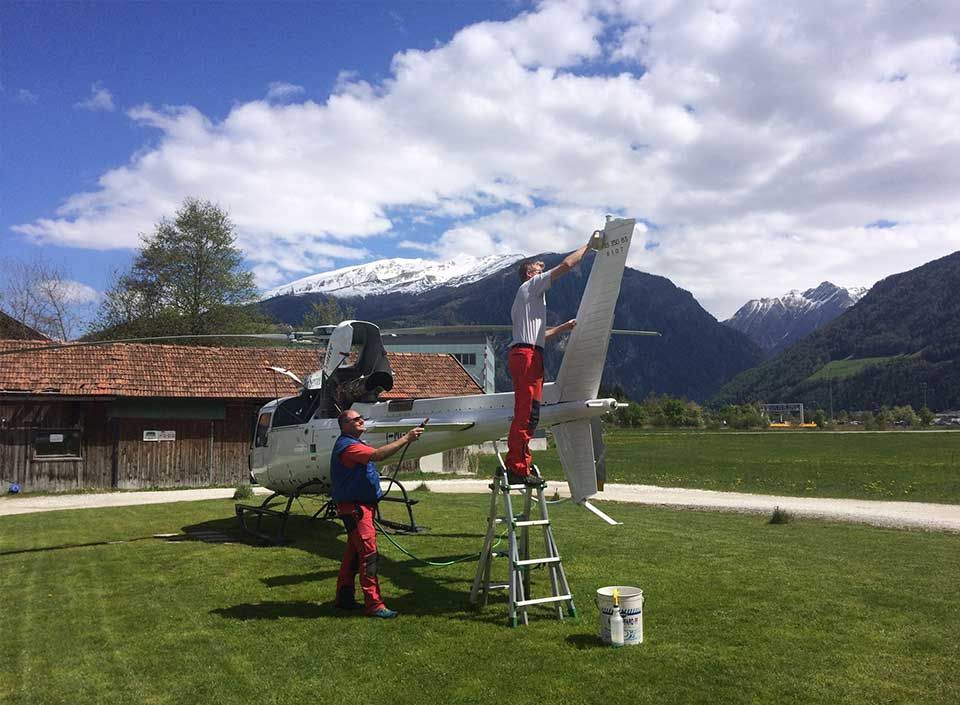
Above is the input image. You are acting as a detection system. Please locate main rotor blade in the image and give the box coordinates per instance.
[379,324,660,337]
[0,333,299,357]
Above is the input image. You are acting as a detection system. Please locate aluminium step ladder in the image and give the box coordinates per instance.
[469,453,577,627]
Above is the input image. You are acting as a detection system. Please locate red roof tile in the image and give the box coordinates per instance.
[0,340,482,400]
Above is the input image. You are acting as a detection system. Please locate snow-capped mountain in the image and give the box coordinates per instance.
[723,282,869,356]
[260,253,521,300]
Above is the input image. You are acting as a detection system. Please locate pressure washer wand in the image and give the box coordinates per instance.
[380,417,429,500]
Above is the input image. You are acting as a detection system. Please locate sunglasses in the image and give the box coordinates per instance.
[348,415,366,423]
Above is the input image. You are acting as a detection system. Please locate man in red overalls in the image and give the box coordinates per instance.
[506,236,596,485]
[331,410,423,618]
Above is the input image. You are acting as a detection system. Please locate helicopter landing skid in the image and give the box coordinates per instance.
[235,479,326,545]
[236,479,426,544]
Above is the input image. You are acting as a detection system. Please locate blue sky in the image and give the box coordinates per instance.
[2,1,520,298]
[3,0,960,325]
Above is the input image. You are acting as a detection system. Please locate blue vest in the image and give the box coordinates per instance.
[330,435,382,504]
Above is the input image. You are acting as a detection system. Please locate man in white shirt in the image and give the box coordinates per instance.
[506,236,596,485]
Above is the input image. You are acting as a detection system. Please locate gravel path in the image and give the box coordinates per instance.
[2,481,959,532]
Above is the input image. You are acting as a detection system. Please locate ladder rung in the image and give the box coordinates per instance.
[486,583,510,591]
[516,594,572,607]
[515,557,560,566]
[514,519,550,527]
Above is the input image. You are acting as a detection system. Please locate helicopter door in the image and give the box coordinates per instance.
[250,411,272,474]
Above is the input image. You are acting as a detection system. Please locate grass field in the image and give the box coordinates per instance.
[806,356,908,381]
[475,429,960,504]
[1,494,959,705]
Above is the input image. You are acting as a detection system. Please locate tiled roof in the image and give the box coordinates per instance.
[0,313,49,341]
[0,340,482,400]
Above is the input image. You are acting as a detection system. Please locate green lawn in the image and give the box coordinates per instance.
[476,429,960,504]
[1,495,958,705]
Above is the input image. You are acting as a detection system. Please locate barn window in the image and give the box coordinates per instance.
[33,429,82,460]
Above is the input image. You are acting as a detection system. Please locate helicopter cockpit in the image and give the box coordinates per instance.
[269,321,394,428]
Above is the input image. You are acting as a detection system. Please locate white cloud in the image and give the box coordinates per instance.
[16,0,960,316]
[15,89,39,104]
[265,81,306,102]
[50,279,100,305]
[398,240,434,252]
[74,82,115,111]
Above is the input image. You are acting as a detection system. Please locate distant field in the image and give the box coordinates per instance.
[806,355,907,381]
[477,429,960,504]
[1,496,958,705]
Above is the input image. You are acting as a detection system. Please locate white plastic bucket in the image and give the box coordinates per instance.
[597,586,643,645]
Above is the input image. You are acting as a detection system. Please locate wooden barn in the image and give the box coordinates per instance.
[0,340,482,492]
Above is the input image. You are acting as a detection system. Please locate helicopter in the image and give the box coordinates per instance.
[237,216,658,540]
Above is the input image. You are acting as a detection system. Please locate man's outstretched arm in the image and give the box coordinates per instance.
[369,427,423,462]
[545,319,576,341]
[549,235,597,282]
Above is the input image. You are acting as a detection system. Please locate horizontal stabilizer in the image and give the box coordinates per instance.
[365,420,475,433]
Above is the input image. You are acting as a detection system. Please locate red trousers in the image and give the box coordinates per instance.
[336,502,386,615]
[506,345,543,475]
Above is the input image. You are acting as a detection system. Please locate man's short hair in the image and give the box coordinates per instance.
[518,259,544,282]
[337,410,353,430]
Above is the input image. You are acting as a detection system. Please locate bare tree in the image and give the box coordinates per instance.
[0,259,96,341]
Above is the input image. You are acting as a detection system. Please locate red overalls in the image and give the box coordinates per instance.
[506,344,543,475]
[336,501,386,615]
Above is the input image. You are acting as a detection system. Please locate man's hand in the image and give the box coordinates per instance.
[404,427,424,444]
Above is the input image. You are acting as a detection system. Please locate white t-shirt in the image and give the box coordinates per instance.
[510,271,553,347]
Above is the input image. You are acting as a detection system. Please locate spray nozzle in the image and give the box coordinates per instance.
[613,588,620,608]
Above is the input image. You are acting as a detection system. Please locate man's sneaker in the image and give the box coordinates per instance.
[506,472,544,488]
[370,608,399,619]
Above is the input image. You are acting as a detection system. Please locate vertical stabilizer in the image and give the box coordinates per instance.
[551,217,635,402]
[551,419,597,502]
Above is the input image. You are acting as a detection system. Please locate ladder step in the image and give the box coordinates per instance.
[516,594,572,607]
[514,519,550,527]
[515,557,560,567]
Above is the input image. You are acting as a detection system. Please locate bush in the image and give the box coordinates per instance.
[769,506,792,525]
[233,485,254,501]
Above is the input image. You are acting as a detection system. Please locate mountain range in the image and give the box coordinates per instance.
[258,253,763,402]
[724,282,869,356]
[714,251,960,410]
[259,249,960,410]
[260,254,521,299]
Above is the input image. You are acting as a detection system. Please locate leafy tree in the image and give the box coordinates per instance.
[93,198,269,339]
[812,409,827,429]
[919,406,935,426]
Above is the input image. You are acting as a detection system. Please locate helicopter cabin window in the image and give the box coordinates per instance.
[254,413,272,447]
[33,429,83,460]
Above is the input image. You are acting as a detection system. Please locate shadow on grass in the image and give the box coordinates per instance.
[0,535,157,556]
[187,513,483,619]
[211,600,366,621]
[565,633,608,650]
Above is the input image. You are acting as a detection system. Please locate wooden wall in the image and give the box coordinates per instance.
[0,400,261,492]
